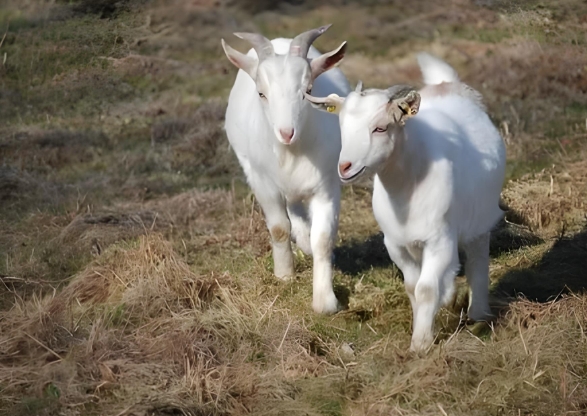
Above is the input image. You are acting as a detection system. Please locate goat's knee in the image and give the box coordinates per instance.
[415,281,438,305]
[269,224,294,280]
[270,225,289,243]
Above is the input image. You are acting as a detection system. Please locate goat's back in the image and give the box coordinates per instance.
[407,94,506,241]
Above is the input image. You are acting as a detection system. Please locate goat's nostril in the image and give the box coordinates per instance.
[339,161,352,176]
[279,128,294,143]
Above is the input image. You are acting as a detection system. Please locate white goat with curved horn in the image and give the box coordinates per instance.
[221,26,350,313]
[306,53,506,351]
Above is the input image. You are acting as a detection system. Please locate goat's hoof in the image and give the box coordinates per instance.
[467,308,495,323]
[274,267,295,281]
[274,273,294,281]
[312,292,339,315]
[467,321,493,337]
[409,335,434,355]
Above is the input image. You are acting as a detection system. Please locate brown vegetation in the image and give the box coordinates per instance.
[1,0,587,414]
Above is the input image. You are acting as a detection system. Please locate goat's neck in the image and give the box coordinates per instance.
[377,126,423,195]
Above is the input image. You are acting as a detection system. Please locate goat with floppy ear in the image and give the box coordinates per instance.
[307,53,506,352]
[221,26,350,314]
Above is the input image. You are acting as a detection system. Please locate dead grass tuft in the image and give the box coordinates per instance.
[56,210,170,255]
[0,234,331,414]
[345,295,587,415]
[502,160,587,235]
[48,234,219,316]
[148,187,234,233]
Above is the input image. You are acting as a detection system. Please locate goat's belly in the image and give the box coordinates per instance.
[376,216,432,248]
[453,201,503,243]
[372,190,447,247]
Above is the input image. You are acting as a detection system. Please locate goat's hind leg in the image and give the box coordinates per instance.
[287,201,312,255]
[464,232,493,321]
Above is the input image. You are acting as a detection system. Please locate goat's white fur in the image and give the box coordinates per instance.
[307,53,506,351]
[222,34,350,314]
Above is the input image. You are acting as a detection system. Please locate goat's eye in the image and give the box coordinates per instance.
[258,92,266,99]
[373,127,388,133]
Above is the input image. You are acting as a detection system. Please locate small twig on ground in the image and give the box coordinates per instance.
[518,320,529,356]
[24,332,63,361]
[277,319,291,352]
[114,406,134,416]
[133,26,174,47]
[255,294,279,331]
[437,403,449,416]
[0,22,9,49]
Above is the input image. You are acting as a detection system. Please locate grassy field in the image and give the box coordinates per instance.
[1,0,587,415]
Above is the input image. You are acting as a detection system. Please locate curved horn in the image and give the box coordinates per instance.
[289,24,332,58]
[386,85,417,101]
[234,32,275,62]
[355,80,363,93]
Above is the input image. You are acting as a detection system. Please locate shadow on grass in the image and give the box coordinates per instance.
[332,210,587,315]
[334,217,543,277]
[493,227,587,303]
[334,232,391,276]
[489,219,543,257]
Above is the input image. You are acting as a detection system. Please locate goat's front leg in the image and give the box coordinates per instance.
[309,190,340,314]
[384,238,422,332]
[254,185,294,279]
[411,234,459,353]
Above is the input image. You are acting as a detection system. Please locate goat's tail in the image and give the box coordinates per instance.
[417,52,459,85]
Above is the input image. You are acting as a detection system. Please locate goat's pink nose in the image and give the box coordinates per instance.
[339,161,352,176]
[279,128,294,144]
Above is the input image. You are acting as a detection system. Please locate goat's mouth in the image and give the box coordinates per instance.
[340,166,366,184]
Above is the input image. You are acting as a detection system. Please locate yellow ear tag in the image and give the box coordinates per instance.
[326,105,336,113]
[399,102,412,116]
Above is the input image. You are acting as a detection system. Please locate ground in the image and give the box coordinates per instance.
[1,0,587,415]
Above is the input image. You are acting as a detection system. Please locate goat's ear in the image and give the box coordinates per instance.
[386,89,420,125]
[305,93,345,114]
[221,39,258,79]
[310,41,347,81]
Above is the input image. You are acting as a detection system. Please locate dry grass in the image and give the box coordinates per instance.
[1,0,587,414]
[503,160,587,234]
[0,234,333,415]
[345,295,587,415]
[3,259,587,415]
